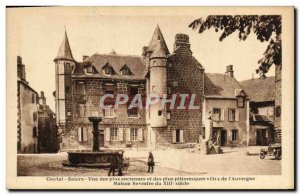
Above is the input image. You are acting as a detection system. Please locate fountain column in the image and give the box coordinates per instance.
[88,116,102,151]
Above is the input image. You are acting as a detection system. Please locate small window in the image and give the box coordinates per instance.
[121,68,130,75]
[104,67,113,75]
[130,128,138,141]
[86,66,93,74]
[127,107,138,117]
[77,104,86,117]
[237,97,244,108]
[129,87,138,96]
[104,107,114,118]
[158,110,163,116]
[75,82,86,95]
[32,93,35,103]
[232,130,238,141]
[32,127,37,137]
[228,109,235,122]
[110,128,118,141]
[33,112,37,121]
[105,90,114,95]
[78,127,88,142]
[212,108,221,121]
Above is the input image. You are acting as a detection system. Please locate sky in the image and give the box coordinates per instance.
[8,7,275,111]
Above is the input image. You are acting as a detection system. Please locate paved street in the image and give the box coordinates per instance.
[17,146,281,176]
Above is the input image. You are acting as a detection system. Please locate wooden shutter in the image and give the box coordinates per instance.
[82,127,88,141]
[119,128,124,141]
[172,130,176,143]
[221,109,225,121]
[77,127,82,142]
[180,130,184,142]
[126,128,131,141]
[138,128,143,141]
[105,128,110,141]
[235,110,240,121]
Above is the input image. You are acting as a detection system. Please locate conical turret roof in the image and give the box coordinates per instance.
[148,25,169,56]
[151,40,167,58]
[55,30,75,62]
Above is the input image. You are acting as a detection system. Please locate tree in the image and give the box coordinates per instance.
[189,15,281,78]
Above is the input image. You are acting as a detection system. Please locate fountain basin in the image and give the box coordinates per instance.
[62,150,123,168]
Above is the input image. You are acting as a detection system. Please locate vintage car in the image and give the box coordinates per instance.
[260,144,281,160]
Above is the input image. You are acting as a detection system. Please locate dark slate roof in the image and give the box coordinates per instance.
[54,31,75,62]
[148,25,169,55]
[240,77,275,102]
[72,53,147,80]
[204,73,247,98]
[151,40,167,58]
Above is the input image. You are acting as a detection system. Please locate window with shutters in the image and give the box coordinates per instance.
[78,127,88,142]
[232,130,238,141]
[212,108,221,121]
[130,128,138,141]
[110,128,118,141]
[228,109,235,122]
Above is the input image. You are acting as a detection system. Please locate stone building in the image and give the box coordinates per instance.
[17,56,39,153]
[54,26,204,150]
[202,66,250,147]
[274,65,282,143]
[241,77,275,146]
[37,91,59,153]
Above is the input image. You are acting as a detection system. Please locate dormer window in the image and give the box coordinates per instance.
[235,89,246,108]
[120,64,132,76]
[104,67,113,75]
[237,96,244,108]
[86,65,93,74]
[121,68,130,75]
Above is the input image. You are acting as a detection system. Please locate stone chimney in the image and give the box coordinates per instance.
[39,91,47,110]
[82,55,89,61]
[17,56,26,81]
[225,65,234,77]
[173,34,191,55]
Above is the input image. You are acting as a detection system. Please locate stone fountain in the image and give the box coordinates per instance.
[63,115,123,168]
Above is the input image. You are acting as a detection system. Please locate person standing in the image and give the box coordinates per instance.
[147,152,155,173]
[108,153,118,176]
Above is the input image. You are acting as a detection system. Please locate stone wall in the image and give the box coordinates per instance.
[60,78,148,150]
[154,52,204,146]
[204,98,249,147]
[17,81,38,153]
[274,65,282,143]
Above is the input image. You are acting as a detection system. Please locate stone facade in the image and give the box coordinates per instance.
[203,98,249,147]
[203,70,250,147]
[274,65,282,143]
[55,27,204,150]
[17,56,39,153]
[37,91,59,153]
